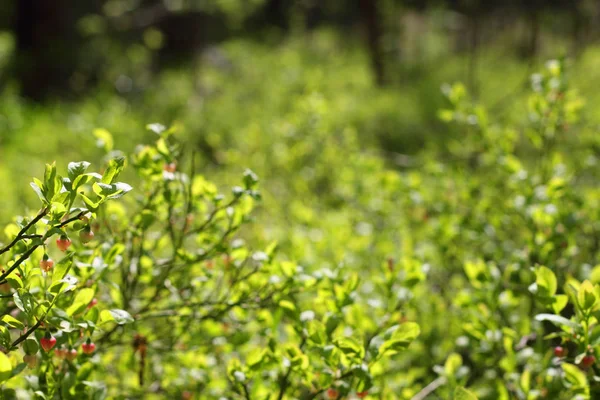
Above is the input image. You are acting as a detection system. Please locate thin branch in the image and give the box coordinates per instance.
[11,293,60,348]
[242,383,252,400]
[410,377,447,400]
[306,371,353,400]
[178,151,196,246]
[0,210,88,284]
[277,337,307,400]
[188,196,240,236]
[57,211,87,229]
[0,245,40,284]
[11,319,43,347]
[0,207,48,256]
[21,234,42,240]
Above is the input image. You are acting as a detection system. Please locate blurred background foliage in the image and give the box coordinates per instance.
[1,1,600,213]
[2,0,600,264]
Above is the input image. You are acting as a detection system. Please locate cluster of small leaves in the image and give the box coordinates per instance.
[0,154,133,398]
[0,126,421,399]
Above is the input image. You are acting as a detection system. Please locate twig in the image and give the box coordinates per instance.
[410,376,447,400]
[0,245,40,284]
[306,371,353,400]
[11,319,43,347]
[277,337,307,400]
[242,383,252,400]
[11,293,60,348]
[0,210,87,284]
[0,208,48,256]
[57,211,87,229]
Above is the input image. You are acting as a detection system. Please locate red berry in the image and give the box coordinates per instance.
[327,388,339,399]
[56,236,72,252]
[54,347,67,359]
[79,229,94,243]
[39,258,54,272]
[40,335,57,352]
[65,348,78,361]
[357,391,368,398]
[23,354,37,369]
[386,258,394,272]
[87,298,98,310]
[164,163,177,173]
[0,283,10,294]
[554,346,567,358]
[81,341,96,355]
[181,392,193,400]
[582,355,596,368]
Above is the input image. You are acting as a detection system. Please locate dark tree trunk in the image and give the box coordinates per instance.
[571,0,586,58]
[156,11,230,68]
[359,0,385,86]
[528,10,539,59]
[467,13,480,96]
[13,0,83,100]
[264,0,291,30]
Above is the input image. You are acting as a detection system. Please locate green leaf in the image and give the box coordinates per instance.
[246,348,268,371]
[92,182,132,199]
[6,272,23,289]
[44,162,57,196]
[23,339,38,355]
[156,138,170,157]
[66,288,95,316]
[101,157,126,185]
[520,368,531,394]
[99,309,134,325]
[78,192,101,210]
[73,172,102,190]
[284,345,309,369]
[49,202,67,220]
[0,326,10,348]
[48,280,73,296]
[243,169,259,189]
[379,322,420,355]
[86,306,100,324]
[10,364,25,380]
[1,315,24,330]
[307,320,327,345]
[453,386,478,400]
[0,352,12,382]
[463,259,487,288]
[535,313,581,331]
[42,162,63,203]
[279,300,297,318]
[574,352,587,365]
[535,266,557,297]
[333,337,363,358]
[68,161,91,181]
[13,291,35,313]
[52,255,74,282]
[551,295,569,314]
[146,123,166,134]
[578,280,597,311]
[444,353,463,377]
[562,363,588,387]
[279,261,296,278]
[30,182,47,204]
[77,362,95,381]
[325,314,342,337]
[93,128,114,152]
